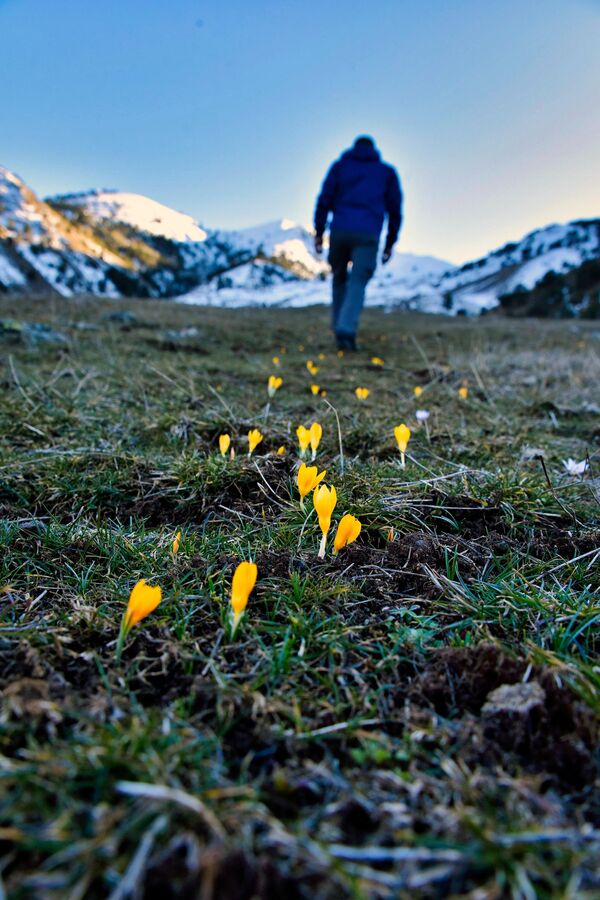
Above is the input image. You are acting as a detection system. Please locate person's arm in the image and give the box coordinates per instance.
[314,162,339,253]
[382,168,403,263]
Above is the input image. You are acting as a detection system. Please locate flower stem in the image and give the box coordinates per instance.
[115,619,128,665]
[318,532,327,559]
[401,452,405,468]
[231,611,241,638]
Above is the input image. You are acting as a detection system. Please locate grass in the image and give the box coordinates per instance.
[0,295,599,899]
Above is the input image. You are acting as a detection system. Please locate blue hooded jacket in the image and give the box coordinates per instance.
[314,139,402,248]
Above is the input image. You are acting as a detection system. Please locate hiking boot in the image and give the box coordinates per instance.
[336,333,359,352]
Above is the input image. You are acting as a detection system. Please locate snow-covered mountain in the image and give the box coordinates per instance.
[0,167,167,297]
[212,219,328,279]
[0,170,252,297]
[55,189,208,243]
[179,250,454,310]
[1,164,598,316]
[432,220,600,314]
[179,220,600,315]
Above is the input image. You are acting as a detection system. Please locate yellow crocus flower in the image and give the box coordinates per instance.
[414,386,423,397]
[172,531,181,557]
[272,356,280,366]
[116,579,162,662]
[458,386,468,399]
[310,384,320,396]
[333,514,362,554]
[230,561,258,636]
[355,387,370,400]
[277,445,286,456]
[371,356,384,366]
[247,429,264,456]
[313,483,337,558]
[394,423,411,468]
[306,360,319,376]
[267,375,283,397]
[297,462,326,508]
[296,424,310,457]
[124,580,162,630]
[219,433,231,456]
[309,422,322,459]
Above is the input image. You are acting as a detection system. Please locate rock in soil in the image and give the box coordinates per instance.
[482,681,546,753]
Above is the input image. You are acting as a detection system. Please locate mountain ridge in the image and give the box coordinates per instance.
[1,165,598,316]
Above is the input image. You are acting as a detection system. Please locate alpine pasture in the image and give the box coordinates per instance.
[1,296,599,898]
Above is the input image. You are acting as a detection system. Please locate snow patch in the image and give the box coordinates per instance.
[19,247,73,296]
[0,249,26,286]
[504,248,586,292]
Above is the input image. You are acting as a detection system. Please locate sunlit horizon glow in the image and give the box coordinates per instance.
[1,0,599,264]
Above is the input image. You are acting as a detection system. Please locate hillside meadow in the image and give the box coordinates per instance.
[0,296,599,899]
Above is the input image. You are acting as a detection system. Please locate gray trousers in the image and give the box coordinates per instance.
[328,230,378,336]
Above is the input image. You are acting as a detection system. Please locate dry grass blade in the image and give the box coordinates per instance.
[108,814,167,900]
[327,845,465,863]
[116,782,226,841]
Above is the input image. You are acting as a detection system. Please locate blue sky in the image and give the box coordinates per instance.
[1,0,599,263]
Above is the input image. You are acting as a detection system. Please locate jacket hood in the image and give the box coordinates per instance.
[342,142,381,162]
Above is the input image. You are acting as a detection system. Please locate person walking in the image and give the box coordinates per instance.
[314,136,403,350]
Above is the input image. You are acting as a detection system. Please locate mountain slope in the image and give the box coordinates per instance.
[434,219,600,314]
[498,256,600,318]
[1,164,598,315]
[178,219,600,316]
[0,171,246,297]
[0,167,154,296]
[53,189,208,243]
[213,219,328,278]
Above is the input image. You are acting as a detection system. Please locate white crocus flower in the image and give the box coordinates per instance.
[415,409,430,422]
[562,458,588,476]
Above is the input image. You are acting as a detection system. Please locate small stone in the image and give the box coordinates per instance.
[70,321,99,331]
[481,681,546,754]
[0,319,68,345]
[164,326,201,340]
[103,310,138,325]
[482,681,545,716]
